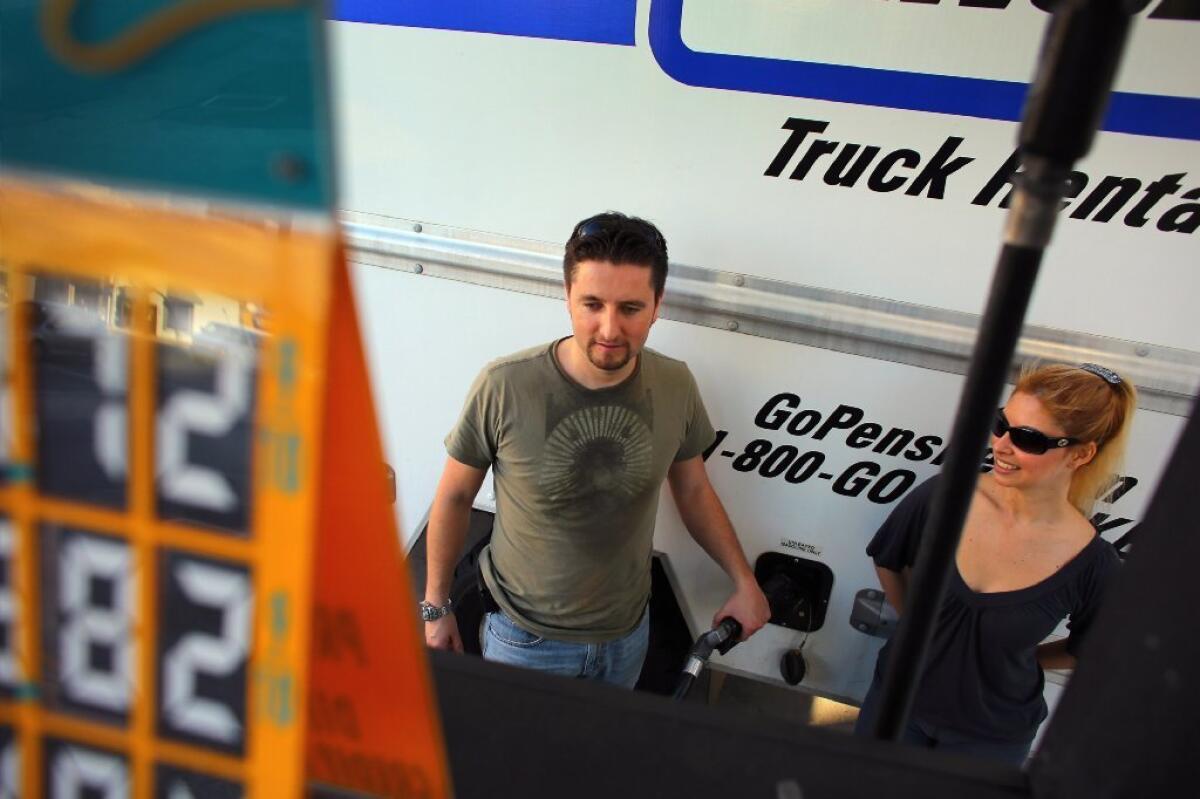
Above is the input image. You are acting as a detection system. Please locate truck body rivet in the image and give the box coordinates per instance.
[414,264,424,274]
[726,321,739,332]
[413,223,423,233]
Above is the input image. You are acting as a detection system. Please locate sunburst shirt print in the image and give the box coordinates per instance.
[539,398,655,519]
[445,340,715,643]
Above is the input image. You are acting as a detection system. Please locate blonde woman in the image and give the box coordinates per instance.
[854,363,1137,764]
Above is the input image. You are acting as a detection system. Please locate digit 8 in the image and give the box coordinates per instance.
[732,439,772,473]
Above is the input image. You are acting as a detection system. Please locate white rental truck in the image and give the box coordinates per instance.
[326,0,1199,720]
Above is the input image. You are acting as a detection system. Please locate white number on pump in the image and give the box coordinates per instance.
[156,348,253,513]
[59,534,134,713]
[49,743,128,799]
[161,557,252,746]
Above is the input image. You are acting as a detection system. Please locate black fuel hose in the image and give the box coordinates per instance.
[672,617,742,701]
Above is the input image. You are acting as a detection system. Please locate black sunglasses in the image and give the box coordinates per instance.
[572,217,668,257]
[574,219,605,239]
[993,409,1078,455]
[575,219,610,239]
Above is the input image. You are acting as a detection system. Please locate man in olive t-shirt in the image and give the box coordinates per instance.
[422,212,769,687]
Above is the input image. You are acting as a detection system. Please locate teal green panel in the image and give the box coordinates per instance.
[0,0,332,210]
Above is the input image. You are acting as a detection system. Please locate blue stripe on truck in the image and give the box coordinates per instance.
[331,0,637,46]
[648,0,1200,142]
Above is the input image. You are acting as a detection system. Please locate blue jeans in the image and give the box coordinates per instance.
[854,671,1033,767]
[482,608,649,689]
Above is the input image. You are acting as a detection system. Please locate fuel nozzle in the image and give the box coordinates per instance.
[761,572,812,628]
[672,617,742,701]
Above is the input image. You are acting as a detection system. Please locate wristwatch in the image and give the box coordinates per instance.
[419,599,453,622]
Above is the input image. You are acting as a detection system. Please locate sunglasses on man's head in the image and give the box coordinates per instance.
[993,409,1078,455]
[574,219,606,239]
[572,218,668,257]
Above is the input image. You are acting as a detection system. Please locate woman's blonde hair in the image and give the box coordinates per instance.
[1014,363,1137,516]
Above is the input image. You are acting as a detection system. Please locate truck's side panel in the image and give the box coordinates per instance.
[331,1,1197,706]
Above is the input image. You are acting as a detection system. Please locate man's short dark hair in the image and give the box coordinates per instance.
[563,212,668,298]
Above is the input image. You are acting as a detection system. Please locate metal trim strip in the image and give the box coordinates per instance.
[341,211,1200,416]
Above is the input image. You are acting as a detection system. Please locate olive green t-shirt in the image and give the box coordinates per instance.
[445,340,715,643]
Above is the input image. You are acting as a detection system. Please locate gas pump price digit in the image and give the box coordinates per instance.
[42,528,136,723]
[42,738,130,798]
[156,340,257,533]
[156,551,253,753]
[32,298,129,508]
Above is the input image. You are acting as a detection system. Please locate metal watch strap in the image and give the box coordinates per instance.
[420,599,453,622]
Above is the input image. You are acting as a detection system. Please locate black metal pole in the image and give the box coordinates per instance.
[871,240,1046,741]
[872,0,1137,742]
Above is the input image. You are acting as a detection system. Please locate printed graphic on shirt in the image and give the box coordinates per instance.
[539,393,655,517]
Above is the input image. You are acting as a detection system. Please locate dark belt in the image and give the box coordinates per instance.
[478,568,501,614]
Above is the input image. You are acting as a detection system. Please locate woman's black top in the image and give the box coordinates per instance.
[866,476,1120,743]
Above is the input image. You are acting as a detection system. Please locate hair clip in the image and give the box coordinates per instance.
[1079,363,1122,385]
